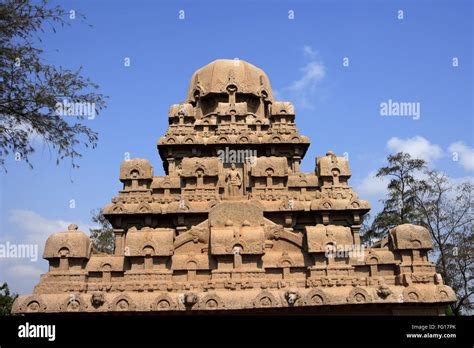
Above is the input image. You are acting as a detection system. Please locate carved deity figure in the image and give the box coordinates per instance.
[225,163,242,197]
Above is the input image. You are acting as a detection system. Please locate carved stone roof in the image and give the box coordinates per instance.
[43,224,91,259]
[186,59,274,103]
[389,224,433,250]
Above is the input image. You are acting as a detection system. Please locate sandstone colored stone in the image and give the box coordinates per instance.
[13,60,456,315]
[389,223,433,250]
[43,224,91,260]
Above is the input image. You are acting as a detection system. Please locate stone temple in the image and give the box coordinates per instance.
[13,59,456,314]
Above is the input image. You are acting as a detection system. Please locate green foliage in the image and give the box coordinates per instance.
[0,0,107,169]
[368,152,426,241]
[411,170,473,315]
[0,282,18,315]
[89,209,114,254]
[439,228,474,315]
[444,305,454,316]
[363,151,473,315]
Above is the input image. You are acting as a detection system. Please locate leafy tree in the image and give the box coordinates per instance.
[360,213,373,245]
[89,209,114,254]
[440,226,473,315]
[367,152,426,241]
[364,152,474,314]
[0,282,18,315]
[412,170,473,315]
[0,0,107,169]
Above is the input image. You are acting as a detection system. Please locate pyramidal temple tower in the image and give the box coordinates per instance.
[13,60,456,314]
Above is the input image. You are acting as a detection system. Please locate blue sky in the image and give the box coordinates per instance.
[1,0,472,294]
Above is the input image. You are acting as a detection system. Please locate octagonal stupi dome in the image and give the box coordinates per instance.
[186,59,274,103]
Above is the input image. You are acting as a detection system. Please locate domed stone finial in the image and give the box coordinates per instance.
[68,223,78,231]
[225,219,233,227]
[242,220,251,227]
[326,150,336,157]
[186,59,273,103]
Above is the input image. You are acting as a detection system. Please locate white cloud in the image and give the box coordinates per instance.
[446,176,474,202]
[387,136,443,163]
[280,45,326,109]
[0,263,45,295]
[355,170,389,199]
[355,137,472,227]
[288,61,326,93]
[0,210,91,295]
[14,123,44,145]
[7,209,71,246]
[448,175,474,186]
[448,141,474,172]
[6,264,43,279]
[303,45,318,60]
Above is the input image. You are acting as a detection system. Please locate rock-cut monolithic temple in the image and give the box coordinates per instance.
[13,60,456,314]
